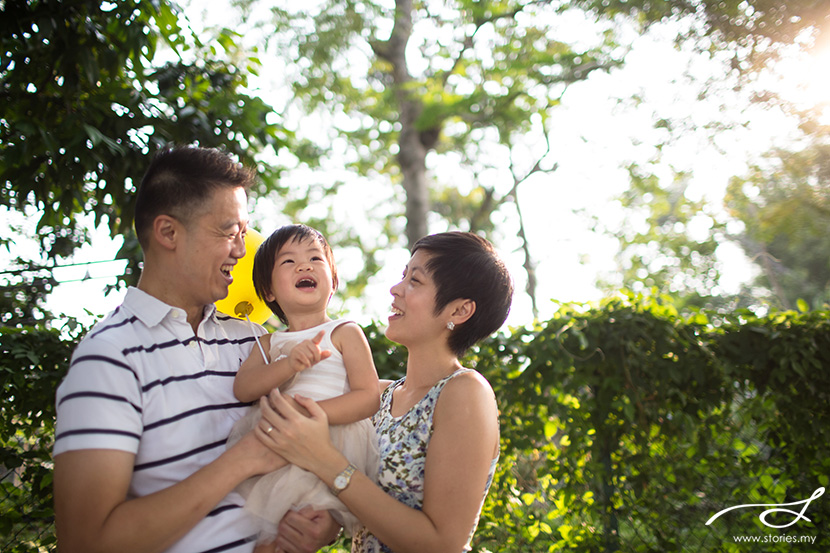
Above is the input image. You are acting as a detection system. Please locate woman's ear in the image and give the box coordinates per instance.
[450,298,476,326]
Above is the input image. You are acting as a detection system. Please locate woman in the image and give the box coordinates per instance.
[258,232,513,552]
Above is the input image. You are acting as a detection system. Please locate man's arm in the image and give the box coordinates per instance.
[54,432,278,553]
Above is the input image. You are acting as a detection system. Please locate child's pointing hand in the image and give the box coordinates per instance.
[288,330,332,374]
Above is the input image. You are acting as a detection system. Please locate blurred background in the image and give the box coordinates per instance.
[3,0,829,331]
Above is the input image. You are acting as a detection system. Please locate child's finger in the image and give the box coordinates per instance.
[311,330,326,345]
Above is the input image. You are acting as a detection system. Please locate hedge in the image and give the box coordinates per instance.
[2,293,828,552]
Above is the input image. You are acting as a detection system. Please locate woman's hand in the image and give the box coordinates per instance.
[229,428,288,478]
[255,390,340,475]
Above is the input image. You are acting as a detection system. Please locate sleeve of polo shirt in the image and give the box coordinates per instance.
[54,334,143,456]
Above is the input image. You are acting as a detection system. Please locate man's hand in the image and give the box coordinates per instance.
[274,507,341,553]
[288,331,332,374]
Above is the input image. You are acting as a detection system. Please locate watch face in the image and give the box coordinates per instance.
[335,475,347,488]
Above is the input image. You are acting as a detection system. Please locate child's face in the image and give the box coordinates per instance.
[266,236,335,317]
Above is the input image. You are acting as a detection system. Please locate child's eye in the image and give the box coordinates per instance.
[281,259,294,265]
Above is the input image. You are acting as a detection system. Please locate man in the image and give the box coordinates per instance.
[53,146,339,553]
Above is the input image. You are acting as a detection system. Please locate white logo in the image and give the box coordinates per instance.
[705,487,825,529]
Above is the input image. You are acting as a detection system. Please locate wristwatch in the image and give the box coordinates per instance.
[331,463,357,496]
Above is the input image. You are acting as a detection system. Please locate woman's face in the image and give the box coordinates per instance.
[386,249,449,348]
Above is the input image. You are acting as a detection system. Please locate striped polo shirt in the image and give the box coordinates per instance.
[55,286,266,553]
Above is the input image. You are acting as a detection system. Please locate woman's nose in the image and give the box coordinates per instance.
[390,280,403,296]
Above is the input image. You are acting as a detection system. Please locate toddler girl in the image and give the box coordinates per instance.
[227,224,380,542]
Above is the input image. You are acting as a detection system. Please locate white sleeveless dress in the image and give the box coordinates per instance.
[227,319,379,542]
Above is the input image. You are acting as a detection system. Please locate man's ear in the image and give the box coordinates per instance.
[152,215,180,252]
[450,298,476,326]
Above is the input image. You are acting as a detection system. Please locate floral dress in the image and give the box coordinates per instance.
[351,368,498,553]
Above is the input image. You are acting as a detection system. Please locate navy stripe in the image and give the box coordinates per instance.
[134,439,227,471]
[58,391,142,413]
[144,402,247,431]
[88,313,136,338]
[122,335,256,356]
[55,428,140,442]
[202,336,257,347]
[207,503,242,518]
[142,370,237,393]
[71,354,138,381]
[196,536,257,553]
[123,337,193,355]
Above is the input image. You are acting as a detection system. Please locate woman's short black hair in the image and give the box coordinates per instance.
[252,224,338,326]
[134,145,255,248]
[412,232,513,357]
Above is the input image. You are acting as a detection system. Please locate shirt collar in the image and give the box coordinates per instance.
[123,287,218,328]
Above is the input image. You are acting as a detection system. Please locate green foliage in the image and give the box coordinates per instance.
[725,140,830,310]
[6,297,830,551]
[1,324,78,553]
[603,165,731,311]
[1,0,290,311]
[468,293,830,552]
[269,0,626,246]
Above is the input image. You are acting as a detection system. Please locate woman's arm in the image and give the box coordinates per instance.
[260,371,499,553]
[312,323,380,425]
[234,331,331,402]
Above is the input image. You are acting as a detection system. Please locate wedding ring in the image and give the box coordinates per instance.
[266,425,274,434]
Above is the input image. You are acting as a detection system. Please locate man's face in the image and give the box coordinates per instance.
[177,186,249,309]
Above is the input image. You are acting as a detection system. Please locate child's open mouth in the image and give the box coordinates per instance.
[296,278,317,289]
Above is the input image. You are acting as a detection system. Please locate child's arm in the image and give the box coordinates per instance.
[234,331,331,403]
[312,323,380,425]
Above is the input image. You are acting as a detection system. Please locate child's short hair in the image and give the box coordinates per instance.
[252,224,338,326]
[412,232,513,356]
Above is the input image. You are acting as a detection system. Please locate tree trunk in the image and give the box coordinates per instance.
[386,0,429,247]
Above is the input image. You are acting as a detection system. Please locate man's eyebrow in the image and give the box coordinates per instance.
[219,220,246,231]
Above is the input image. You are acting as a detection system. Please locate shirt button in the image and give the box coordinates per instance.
[171,312,180,319]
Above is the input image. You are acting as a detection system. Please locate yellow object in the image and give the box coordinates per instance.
[215,228,272,324]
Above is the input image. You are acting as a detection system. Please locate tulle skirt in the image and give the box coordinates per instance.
[227,404,379,543]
